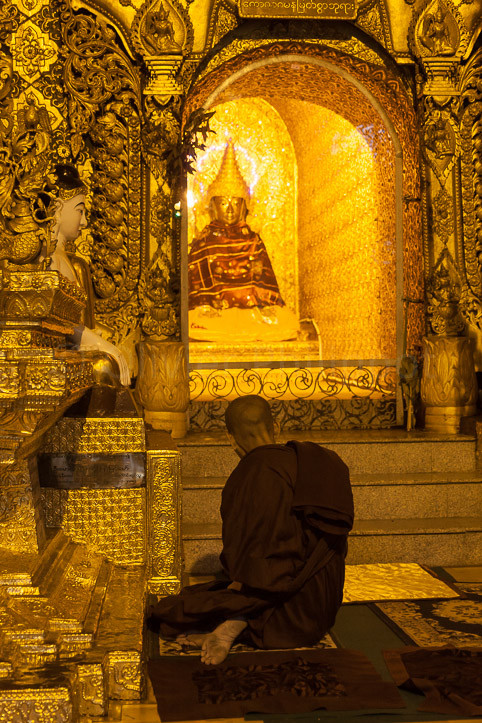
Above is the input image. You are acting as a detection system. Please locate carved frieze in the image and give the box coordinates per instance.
[146,450,181,594]
[131,0,193,98]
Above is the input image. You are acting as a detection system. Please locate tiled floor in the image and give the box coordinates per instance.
[119,566,482,723]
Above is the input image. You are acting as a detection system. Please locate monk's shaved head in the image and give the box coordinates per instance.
[225,395,275,454]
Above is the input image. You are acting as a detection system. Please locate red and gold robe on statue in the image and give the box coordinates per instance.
[147,442,354,649]
[188,221,284,310]
[188,221,299,342]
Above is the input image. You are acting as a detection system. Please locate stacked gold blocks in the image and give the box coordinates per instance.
[0,531,146,721]
[41,417,147,565]
[0,270,93,555]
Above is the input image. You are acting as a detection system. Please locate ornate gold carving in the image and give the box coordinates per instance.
[0,93,54,268]
[0,530,146,717]
[421,335,477,432]
[426,247,465,335]
[0,476,39,554]
[136,341,189,436]
[458,48,482,329]
[63,8,142,348]
[410,0,469,101]
[105,651,142,701]
[146,450,181,592]
[75,663,106,718]
[41,417,145,454]
[432,185,455,243]
[132,0,193,57]
[49,545,104,621]
[415,0,461,57]
[356,1,391,52]
[423,110,460,183]
[0,687,72,722]
[131,0,193,99]
[189,366,397,402]
[11,22,57,81]
[206,0,238,50]
[43,488,146,564]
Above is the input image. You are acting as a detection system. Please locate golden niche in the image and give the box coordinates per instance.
[188,140,299,342]
[187,95,397,370]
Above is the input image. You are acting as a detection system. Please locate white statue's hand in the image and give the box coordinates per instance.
[77,326,131,386]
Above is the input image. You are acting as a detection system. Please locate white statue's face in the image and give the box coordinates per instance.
[54,193,87,244]
[210,196,246,226]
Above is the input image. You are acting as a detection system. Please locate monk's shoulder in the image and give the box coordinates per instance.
[240,444,297,479]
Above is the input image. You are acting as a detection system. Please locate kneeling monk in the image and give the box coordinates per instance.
[147,395,354,664]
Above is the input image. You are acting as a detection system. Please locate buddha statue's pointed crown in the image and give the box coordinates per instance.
[207,141,250,204]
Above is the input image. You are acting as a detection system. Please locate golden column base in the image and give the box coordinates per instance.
[136,341,189,439]
[144,409,188,439]
[421,335,478,433]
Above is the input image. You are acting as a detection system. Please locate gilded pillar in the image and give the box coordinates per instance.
[410,0,482,372]
[136,341,189,438]
[421,247,477,432]
[133,0,187,435]
[410,0,468,263]
[132,1,214,437]
[146,449,182,595]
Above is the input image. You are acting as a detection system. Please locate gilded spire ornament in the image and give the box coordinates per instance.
[208,141,250,203]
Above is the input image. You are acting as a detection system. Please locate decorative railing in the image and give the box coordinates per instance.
[189,364,397,402]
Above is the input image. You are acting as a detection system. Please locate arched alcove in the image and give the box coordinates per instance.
[183,43,422,427]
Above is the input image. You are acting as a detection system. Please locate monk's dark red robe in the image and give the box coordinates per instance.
[147,442,354,649]
[188,221,284,310]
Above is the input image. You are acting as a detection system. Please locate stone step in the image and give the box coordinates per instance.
[178,429,476,476]
[182,516,482,572]
[182,471,482,523]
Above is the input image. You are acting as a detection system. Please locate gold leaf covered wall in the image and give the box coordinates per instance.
[272,97,396,360]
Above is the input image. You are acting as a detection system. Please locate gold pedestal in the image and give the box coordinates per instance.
[0,271,93,554]
[421,335,478,433]
[136,341,189,438]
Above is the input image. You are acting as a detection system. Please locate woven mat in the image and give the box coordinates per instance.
[159,632,336,657]
[373,583,482,647]
[384,646,482,716]
[343,563,459,603]
[149,648,404,721]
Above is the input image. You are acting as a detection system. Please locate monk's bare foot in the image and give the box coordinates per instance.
[175,633,207,648]
[201,620,247,665]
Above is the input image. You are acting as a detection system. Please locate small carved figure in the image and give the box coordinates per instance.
[399,355,420,431]
[426,247,465,336]
[41,164,130,385]
[424,116,452,160]
[143,4,180,54]
[420,4,454,55]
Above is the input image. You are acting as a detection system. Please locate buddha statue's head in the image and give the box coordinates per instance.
[41,164,88,251]
[207,142,250,226]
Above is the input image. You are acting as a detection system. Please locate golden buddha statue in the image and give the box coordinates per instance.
[188,142,299,342]
[43,164,130,386]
